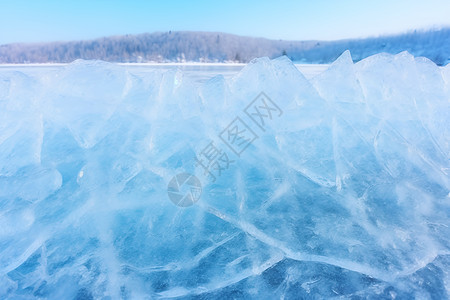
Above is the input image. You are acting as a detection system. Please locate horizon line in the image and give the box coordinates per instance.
[2,26,449,46]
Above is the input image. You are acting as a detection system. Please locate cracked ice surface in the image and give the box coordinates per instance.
[1,52,450,299]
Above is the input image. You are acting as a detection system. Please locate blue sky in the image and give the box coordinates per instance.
[1,0,449,44]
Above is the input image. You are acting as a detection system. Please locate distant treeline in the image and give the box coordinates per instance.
[0,29,449,65]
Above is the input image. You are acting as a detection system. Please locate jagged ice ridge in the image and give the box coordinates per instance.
[0,51,449,299]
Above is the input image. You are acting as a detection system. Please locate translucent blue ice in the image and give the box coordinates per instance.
[0,53,449,299]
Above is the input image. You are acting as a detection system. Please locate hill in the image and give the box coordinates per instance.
[0,29,449,65]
